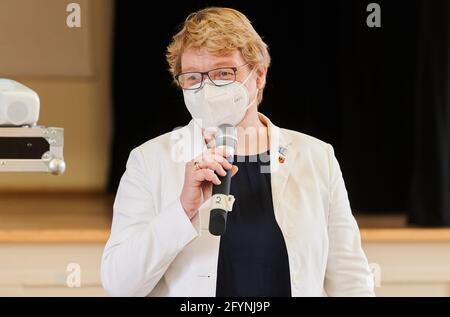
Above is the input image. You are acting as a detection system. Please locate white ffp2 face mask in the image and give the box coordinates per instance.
[183,68,257,129]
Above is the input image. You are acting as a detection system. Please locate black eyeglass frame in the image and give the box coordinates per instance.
[175,63,250,90]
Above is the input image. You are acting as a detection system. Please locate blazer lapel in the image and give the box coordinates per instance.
[259,113,298,214]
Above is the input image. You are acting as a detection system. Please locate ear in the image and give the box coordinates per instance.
[255,66,267,90]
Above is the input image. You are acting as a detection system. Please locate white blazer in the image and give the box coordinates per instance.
[101,113,375,297]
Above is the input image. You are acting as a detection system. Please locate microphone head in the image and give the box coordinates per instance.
[215,123,237,155]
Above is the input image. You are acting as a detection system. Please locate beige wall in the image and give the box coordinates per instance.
[0,0,114,191]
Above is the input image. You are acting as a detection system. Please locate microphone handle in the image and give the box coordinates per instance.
[212,153,233,195]
[209,154,233,236]
[212,169,232,195]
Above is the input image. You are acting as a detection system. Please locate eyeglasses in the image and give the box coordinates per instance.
[176,64,249,90]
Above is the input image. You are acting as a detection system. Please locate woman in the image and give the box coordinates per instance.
[101,7,375,297]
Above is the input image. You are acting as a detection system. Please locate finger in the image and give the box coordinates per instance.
[197,147,231,164]
[211,146,231,158]
[200,159,227,177]
[203,169,222,185]
[211,153,233,170]
[194,169,221,185]
[198,151,232,171]
[203,131,216,148]
[231,165,239,177]
[197,149,221,165]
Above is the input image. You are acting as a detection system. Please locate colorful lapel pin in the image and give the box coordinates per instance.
[278,146,287,164]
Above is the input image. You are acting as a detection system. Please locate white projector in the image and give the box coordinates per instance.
[0,79,65,175]
[0,78,40,126]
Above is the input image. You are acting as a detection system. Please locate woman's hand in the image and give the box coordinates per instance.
[180,147,238,220]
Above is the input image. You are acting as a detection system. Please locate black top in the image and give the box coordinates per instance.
[216,151,292,297]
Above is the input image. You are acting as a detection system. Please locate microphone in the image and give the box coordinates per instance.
[209,124,237,236]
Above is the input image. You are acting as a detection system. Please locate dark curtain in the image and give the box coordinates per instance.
[410,0,450,226]
[109,0,450,226]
